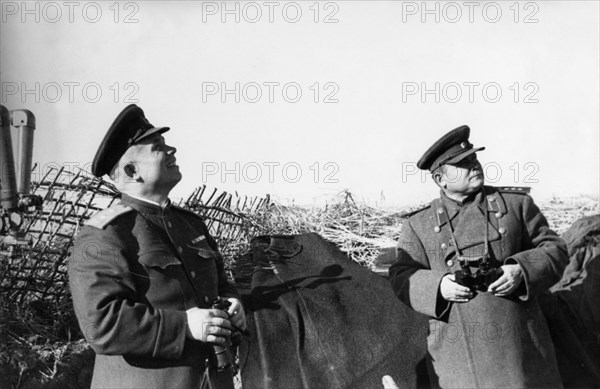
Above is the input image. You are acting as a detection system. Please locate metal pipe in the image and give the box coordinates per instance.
[11,109,36,195]
[0,105,18,210]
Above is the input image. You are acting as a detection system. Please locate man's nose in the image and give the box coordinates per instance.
[166,145,177,154]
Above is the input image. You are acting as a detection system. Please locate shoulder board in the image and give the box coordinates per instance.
[400,203,431,218]
[85,203,134,229]
[496,186,531,195]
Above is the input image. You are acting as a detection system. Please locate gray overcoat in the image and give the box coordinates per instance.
[389,186,568,388]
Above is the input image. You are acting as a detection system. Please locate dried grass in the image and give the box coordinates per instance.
[244,190,407,267]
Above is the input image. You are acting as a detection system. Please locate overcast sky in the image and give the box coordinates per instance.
[1,0,598,207]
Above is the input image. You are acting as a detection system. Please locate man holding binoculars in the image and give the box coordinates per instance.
[68,105,245,389]
[389,125,568,388]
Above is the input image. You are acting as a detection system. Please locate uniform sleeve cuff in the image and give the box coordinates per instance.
[436,280,452,318]
[409,270,450,318]
[154,309,188,360]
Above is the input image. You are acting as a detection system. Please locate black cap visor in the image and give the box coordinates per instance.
[133,126,170,144]
[443,146,485,166]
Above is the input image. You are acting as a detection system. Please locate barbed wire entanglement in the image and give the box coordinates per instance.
[0,168,271,310]
[0,167,120,309]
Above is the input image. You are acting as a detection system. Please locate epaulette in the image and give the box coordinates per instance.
[85,203,134,229]
[496,186,531,194]
[400,203,431,218]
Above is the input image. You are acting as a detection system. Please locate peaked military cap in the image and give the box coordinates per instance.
[417,125,485,171]
[91,104,170,177]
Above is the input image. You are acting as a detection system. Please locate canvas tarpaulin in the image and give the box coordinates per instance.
[541,215,600,387]
[235,233,428,389]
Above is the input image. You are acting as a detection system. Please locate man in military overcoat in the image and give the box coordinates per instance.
[389,125,568,388]
[68,105,245,388]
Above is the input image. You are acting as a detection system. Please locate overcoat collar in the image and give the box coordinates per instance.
[433,186,507,228]
[430,187,507,252]
[120,193,172,218]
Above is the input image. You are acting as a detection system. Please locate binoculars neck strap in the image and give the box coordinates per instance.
[440,199,489,264]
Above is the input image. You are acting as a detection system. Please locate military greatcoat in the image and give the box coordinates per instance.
[389,186,568,388]
[68,194,239,389]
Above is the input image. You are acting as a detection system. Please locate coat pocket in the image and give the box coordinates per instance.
[138,249,181,269]
[136,250,186,309]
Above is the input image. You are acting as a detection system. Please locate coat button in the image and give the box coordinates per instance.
[495,212,502,219]
[441,243,447,250]
[499,227,506,234]
[167,221,173,228]
[434,226,441,233]
[437,208,444,214]
[190,271,196,278]
[204,296,211,304]
[446,260,454,267]
[178,246,183,254]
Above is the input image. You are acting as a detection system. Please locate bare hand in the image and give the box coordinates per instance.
[185,308,232,344]
[487,264,523,296]
[382,375,400,389]
[440,274,474,302]
[225,297,247,331]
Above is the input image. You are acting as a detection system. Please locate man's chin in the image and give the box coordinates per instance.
[169,165,182,177]
[472,178,485,190]
[168,171,183,186]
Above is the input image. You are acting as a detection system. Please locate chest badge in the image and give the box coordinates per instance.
[191,235,206,244]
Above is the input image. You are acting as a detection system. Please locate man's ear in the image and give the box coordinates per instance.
[123,163,143,183]
[124,163,136,178]
[432,170,445,189]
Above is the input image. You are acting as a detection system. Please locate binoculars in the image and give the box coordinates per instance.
[454,256,503,292]
[210,297,243,372]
